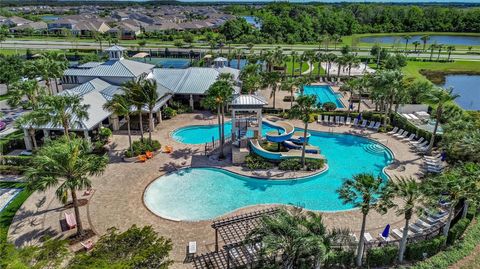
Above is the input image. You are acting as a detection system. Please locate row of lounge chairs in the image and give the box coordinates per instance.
[387,127,429,153]
[363,208,448,243]
[316,115,381,131]
[422,153,446,174]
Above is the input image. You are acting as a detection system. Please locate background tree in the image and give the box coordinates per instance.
[403,35,411,50]
[446,45,456,61]
[261,71,281,109]
[337,173,387,267]
[289,94,316,168]
[123,79,145,141]
[421,35,430,51]
[103,94,133,154]
[421,87,459,154]
[7,80,44,109]
[25,137,108,236]
[140,79,159,143]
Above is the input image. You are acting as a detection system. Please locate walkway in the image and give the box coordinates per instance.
[8,112,424,268]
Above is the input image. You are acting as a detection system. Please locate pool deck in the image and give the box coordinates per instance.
[8,112,424,268]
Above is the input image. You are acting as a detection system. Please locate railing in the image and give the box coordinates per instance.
[204,137,232,156]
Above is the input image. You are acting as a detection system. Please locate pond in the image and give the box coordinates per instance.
[441,74,480,111]
[359,35,480,46]
[242,16,262,28]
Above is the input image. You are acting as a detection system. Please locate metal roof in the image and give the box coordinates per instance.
[64,59,154,79]
[77,61,103,69]
[152,67,224,96]
[231,94,268,106]
[104,45,127,52]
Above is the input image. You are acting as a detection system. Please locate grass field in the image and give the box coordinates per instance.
[402,60,480,82]
[0,181,30,243]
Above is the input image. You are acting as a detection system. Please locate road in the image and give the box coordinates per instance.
[2,40,480,60]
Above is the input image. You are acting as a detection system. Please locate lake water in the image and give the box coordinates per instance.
[360,35,480,46]
[442,74,480,111]
[242,16,262,28]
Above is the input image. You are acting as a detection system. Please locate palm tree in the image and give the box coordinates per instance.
[345,54,360,78]
[421,35,430,51]
[421,87,459,154]
[325,53,336,78]
[303,50,316,78]
[203,80,233,159]
[446,45,456,61]
[340,78,362,117]
[369,70,404,126]
[290,51,297,77]
[139,79,159,143]
[280,77,297,109]
[247,207,329,269]
[381,177,425,263]
[428,44,437,61]
[403,35,412,50]
[7,80,44,109]
[123,79,145,141]
[315,51,324,79]
[103,94,134,154]
[423,167,478,242]
[15,110,49,150]
[335,55,347,78]
[25,137,108,236]
[38,94,89,138]
[412,41,421,52]
[436,44,444,61]
[261,72,281,109]
[337,173,386,267]
[289,94,316,168]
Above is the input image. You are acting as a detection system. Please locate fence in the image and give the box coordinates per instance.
[204,137,231,156]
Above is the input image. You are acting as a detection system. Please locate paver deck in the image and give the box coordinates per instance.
[8,112,424,268]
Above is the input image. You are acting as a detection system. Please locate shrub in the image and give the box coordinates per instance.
[0,131,25,154]
[245,154,273,170]
[305,159,325,171]
[125,139,161,158]
[278,158,302,171]
[99,127,112,141]
[406,236,446,261]
[367,246,398,267]
[0,165,25,175]
[322,102,337,111]
[0,156,32,167]
[447,218,471,245]
[162,107,177,119]
[324,250,354,268]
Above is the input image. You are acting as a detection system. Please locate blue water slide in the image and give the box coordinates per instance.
[264,120,295,143]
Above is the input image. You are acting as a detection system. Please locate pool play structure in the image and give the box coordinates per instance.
[145,129,393,221]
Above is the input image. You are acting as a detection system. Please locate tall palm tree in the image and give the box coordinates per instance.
[7,80,44,109]
[428,44,437,61]
[412,41,421,52]
[325,53,336,78]
[436,44,444,61]
[403,35,412,50]
[340,78,362,117]
[303,50,316,77]
[289,94,316,168]
[38,94,89,138]
[103,94,134,154]
[337,173,386,267]
[139,79,159,143]
[420,35,430,51]
[290,51,297,77]
[25,137,108,236]
[280,77,296,109]
[369,70,403,126]
[15,110,49,150]
[315,51,324,79]
[381,177,425,263]
[446,45,455,61]
[247,207,329,269]
[261,71,281,109]
[123,79,145,141]
[335,55,347,78]
[421,87,459,154]
[203,80,233,159]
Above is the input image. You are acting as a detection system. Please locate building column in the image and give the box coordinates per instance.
[257,109,262,139]
[189,94,194,110]
[156,110,162,124]
[43,129,49,138]
[110,114,120,131]
[23,129,32,151]
[84,130,91,142]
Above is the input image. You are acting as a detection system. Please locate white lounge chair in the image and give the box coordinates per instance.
[322,115,329,124]
[408,113,421,121]
[339,117,345,125]
[352,118,359,126]
[335,116,340,125]
[346,117,352,125]
[360,120,367,128]
[317,116,322,124]
[387,126,399,135]
[414,140,428,149]
[379,233,391,242]
[402,113,412,120]
[364,232,373,242]
[403,133,416,142]
[392,228,404,239]
[411,137,425,146]
[372,122,381,131]
[329,116,335,125]
[415,219,432,229]
[367,121,375,129]
[188,241,197,259]
[409,223,424,233]
[393,130,406,138]
[396,131,409,139]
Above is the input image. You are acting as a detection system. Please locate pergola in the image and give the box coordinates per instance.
[193,208,279,269]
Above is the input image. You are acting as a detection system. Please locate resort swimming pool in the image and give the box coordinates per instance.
[302,85,345,108]
[171,121,281,144]
[132,57,190,69]
[145,130,393,221]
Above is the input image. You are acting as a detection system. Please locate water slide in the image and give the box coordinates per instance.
[249,139,323,161]
[264,119,295,143]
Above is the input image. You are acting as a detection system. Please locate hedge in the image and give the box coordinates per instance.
[411,216,480,269]
[447,218,471,245]
[367,245,398,267]
[406,236,446,261]
[0,156,32,167]
[0,131,25,155]
[324,250,354,268]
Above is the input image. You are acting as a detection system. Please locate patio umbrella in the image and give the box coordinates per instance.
[356,113,362,121]
[382,224,391,238]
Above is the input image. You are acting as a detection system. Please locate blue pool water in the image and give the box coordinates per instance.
[145,130,393,220]
[172,121,281,144]
[132,57,190,68]
[302,85,345,108]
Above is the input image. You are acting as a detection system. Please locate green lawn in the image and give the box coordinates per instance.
[402,60,480,82]
[0,181,30,243]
